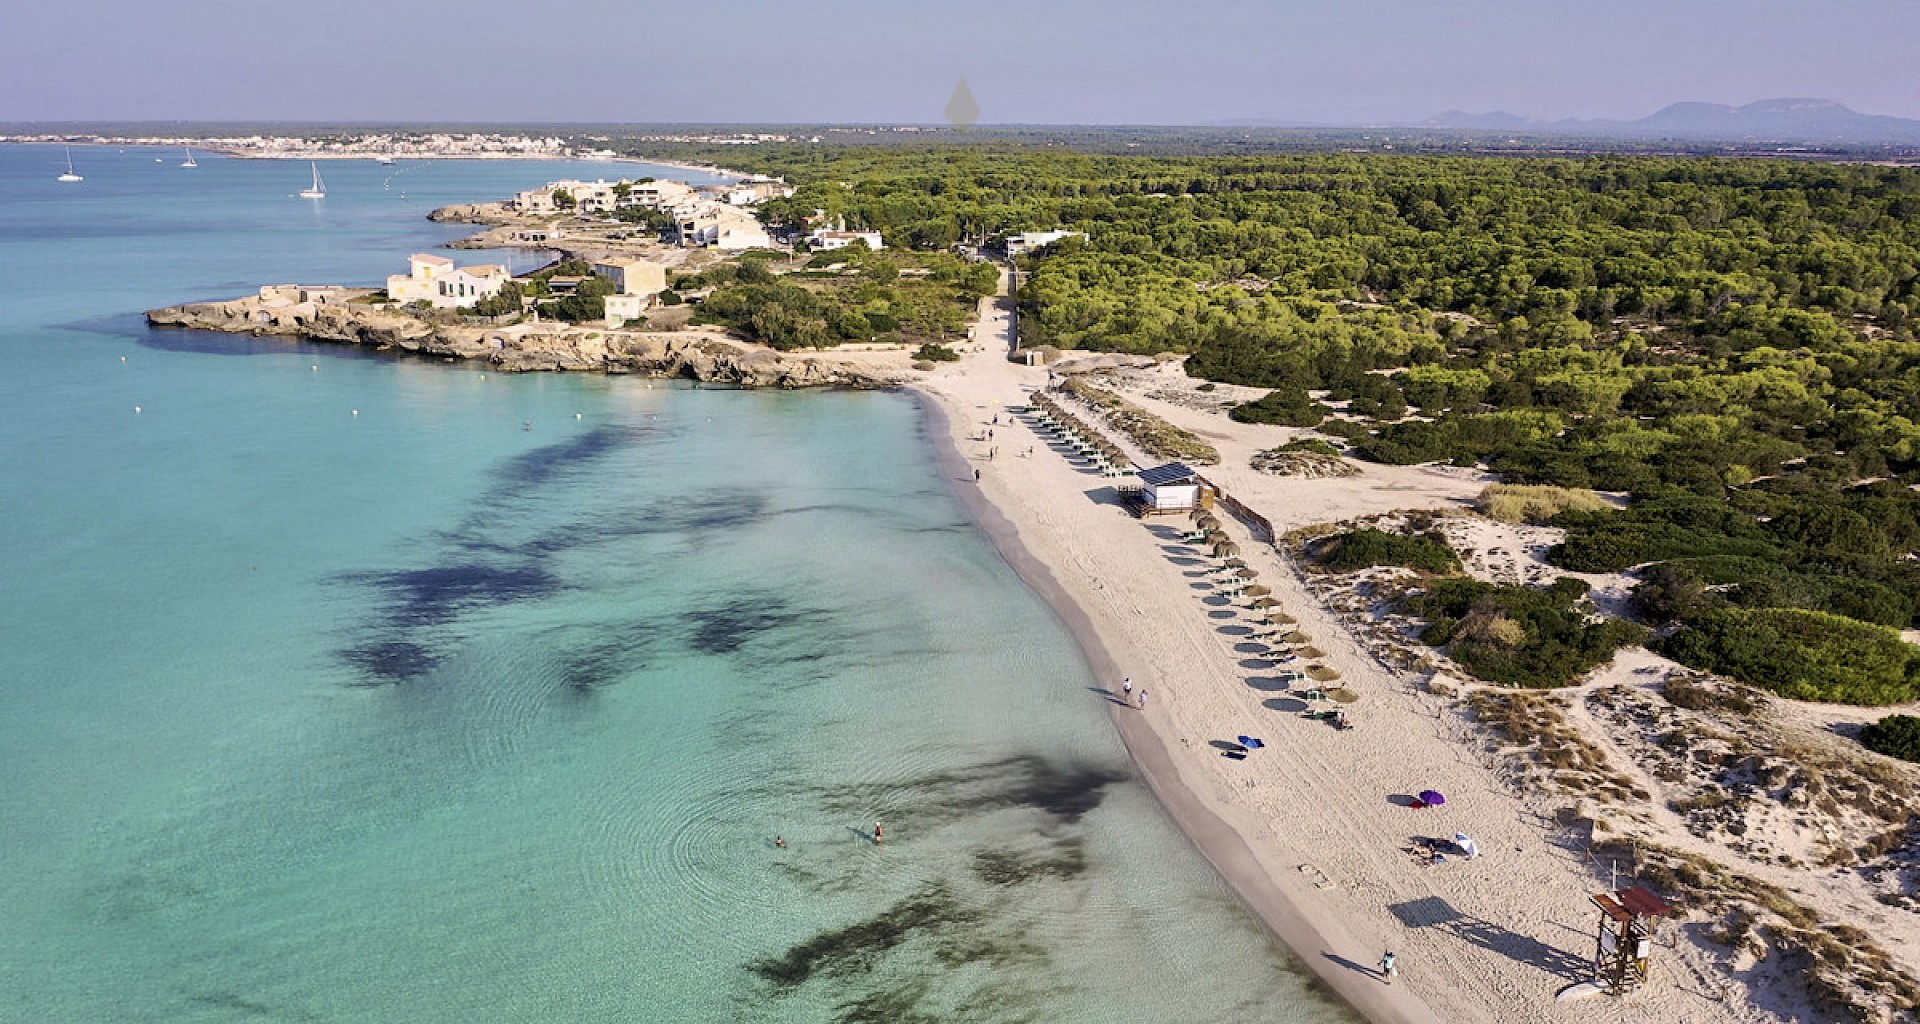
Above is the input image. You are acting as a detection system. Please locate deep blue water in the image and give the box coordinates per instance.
[0,144,1354,1023]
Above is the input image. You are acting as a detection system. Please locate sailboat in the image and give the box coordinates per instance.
[298,161,326,199]
[181,147,198,168]
[57,147,83,183]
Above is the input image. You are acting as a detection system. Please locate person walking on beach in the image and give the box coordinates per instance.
[1122,677,1133,702]
[1379,951,1398,985]
[973,468,981,482]
[1136,688,1148,709]
[874,821,885,845]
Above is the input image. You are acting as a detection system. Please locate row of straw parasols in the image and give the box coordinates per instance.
[1189,507,1350,698]
[1030,392,1130,469]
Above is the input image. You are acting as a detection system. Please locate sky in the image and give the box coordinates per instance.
[3,0,1918,125]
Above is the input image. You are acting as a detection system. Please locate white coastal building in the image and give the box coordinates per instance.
[1007,229,1087,256]
[593,257,670,326]
[807,229,885,251]
[592,257,668,300]
[436,265,508,307]
[386,254,508,309]
[678,205,772,250]
[386,254,456,304]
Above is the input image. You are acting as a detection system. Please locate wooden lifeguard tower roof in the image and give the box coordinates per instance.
[1590,885,1672,923]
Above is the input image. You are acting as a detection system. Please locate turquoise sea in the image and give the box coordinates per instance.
[0,145,1356,1022]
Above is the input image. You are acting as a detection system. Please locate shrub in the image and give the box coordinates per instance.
[1549,496,1778,571]
[1860,715,1920,762]
[1279,438,1343,457]
[1477,484,1611,524]
[1309,529,1460,574]
[1230,387,1328,427]
[913,343,959,362]
[1409,578,1647,688]
[659,289,683,306]
[1657,608,1920,705]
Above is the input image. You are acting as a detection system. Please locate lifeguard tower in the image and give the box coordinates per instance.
[1588,884,1672,992]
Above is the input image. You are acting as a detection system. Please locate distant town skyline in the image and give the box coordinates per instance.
[3,0,1916,125]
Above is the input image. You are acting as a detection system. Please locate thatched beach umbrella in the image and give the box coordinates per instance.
[1221,558,1248,570]
[1266,612,1297,625]
[1326,687,1360,704]
[1234,568,1260,580]
[1306,665,1340,682]
[1243,584,1272,597]
[1195,513,1222,530]
[1297,645,1325,659]
[1212,541,1240,559]
[1250,596,1280,609]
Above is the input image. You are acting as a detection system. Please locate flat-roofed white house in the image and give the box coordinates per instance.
[386,253,456,304]
[1137,462,1201,514]
[604,293,647,325]
[592,257,668,299]
[627,180,696,207]
[593,256,671,326]
[1007,229,1087,256]
[435,264,508,308]
[808,229,885,251]
[678,206,772,250]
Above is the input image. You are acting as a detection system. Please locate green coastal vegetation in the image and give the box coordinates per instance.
[631,143,1920,704]
[1409,577,1646,688]
[679,245,995,349]
[1860,714,1920,763]
[1307,528,1461,574]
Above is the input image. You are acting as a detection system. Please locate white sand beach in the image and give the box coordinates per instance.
[899,289,1920,1024]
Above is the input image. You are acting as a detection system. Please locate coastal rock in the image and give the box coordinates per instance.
[145,298,899,389]
[425,202,518,226]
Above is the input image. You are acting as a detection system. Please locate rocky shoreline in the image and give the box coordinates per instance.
[145,297,901,388]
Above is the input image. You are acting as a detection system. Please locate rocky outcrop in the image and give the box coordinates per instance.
[426,202,519,226]
[146,299,900,389]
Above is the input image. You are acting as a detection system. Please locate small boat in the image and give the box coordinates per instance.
[57,147,83,182]
[298,161,326,199]
[374,154,394,165]
[181,147,198,168]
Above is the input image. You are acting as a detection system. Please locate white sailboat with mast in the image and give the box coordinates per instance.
[181,147,198,167]
[298,161,326,199]
[57,147,83,183]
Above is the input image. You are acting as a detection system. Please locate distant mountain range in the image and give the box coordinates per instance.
[1421,98,1920,144]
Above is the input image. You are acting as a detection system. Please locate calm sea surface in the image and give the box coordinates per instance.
[0,145,1356,1022]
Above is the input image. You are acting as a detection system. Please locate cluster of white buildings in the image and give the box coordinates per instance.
[383,252,668,326]
[511,176,793,251]
[385,254,511,309]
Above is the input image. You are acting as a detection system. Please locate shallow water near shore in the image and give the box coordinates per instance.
[0,145,1358,1022]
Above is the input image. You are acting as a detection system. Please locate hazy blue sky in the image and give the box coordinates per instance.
[3,0,1916,124]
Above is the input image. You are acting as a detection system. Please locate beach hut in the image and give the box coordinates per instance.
[1137,463,1200,515]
